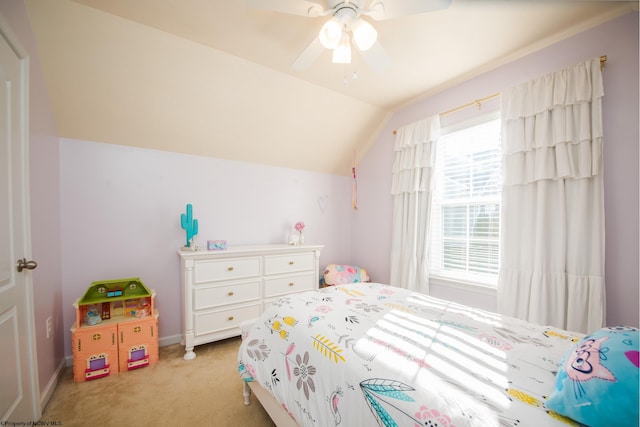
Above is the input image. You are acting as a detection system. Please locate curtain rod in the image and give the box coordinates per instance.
[392,55,607,135]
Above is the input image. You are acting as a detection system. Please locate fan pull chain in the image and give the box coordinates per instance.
[343,69,358,86]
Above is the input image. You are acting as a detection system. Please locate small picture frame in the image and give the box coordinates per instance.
[207,240,227,251]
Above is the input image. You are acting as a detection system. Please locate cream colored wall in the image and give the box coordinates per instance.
[25,0,390,176]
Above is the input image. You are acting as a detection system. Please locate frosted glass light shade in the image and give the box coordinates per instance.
[332,32,351,64]
[351,18,377,51]
[319,18,342,49]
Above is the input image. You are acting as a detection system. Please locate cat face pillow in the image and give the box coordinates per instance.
[546,326,639,427]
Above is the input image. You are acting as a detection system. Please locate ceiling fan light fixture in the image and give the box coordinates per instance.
[319,18,342,49]
[332,31,352,64]
[351,18,377,51]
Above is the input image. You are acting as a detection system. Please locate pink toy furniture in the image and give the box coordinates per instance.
[70,278,159,382]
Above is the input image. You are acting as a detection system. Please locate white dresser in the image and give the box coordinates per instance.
[178,244,323,360]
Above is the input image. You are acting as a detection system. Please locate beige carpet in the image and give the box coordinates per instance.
[40,337,276,427]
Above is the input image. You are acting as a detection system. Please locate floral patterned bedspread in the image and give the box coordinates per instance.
[238,283,583,427]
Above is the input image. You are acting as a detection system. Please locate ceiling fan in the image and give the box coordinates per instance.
[247,0,453,72]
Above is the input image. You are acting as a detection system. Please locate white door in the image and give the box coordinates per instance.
[0,22,40,422]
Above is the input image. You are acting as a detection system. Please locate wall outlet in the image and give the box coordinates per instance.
[46,316,53,339]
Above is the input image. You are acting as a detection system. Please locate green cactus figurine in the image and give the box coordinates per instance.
[180,204,199,248]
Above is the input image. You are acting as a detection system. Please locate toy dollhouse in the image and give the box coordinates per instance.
[71,277,159,382]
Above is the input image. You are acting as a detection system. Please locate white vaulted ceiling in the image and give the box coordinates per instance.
[24,0,636,175]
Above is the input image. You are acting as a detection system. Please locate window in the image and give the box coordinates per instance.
[429,115,501,287]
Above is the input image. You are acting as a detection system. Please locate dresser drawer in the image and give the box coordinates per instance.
[194,257,261,283]
[180,244,323,358]
[264,253,314,275]
[264,273,315,298]
[194,304,261,336]
[194,280,261,310]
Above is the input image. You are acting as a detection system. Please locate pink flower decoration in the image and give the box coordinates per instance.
[295,222,305,233]
[315,305,332,314]
[246,363,257,379]
[414,406,456,427]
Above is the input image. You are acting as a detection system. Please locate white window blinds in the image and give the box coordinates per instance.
[429,116,501,286]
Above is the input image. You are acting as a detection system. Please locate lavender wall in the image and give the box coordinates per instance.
[59,139,352,355]
[0,0,64,404]
[352,11,639,328]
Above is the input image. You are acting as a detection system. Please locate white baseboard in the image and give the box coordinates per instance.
[40,357,66,409]
[159,334,182,347]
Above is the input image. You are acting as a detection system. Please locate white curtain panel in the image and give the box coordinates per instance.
[390,116,440,292]
[498,58,605,333]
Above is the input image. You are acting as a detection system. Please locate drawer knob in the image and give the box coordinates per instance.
[228,266,234,271]
[289,282,294,287]
[228,316,234,321]
[289,261,294,265]
[228,291,234,296]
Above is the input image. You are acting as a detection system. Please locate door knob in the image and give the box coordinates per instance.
[16,258,37,272]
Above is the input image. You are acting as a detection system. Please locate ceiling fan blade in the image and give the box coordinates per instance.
[367,0,452,21]
[291,37,325,71]
[246,0,325,17]
[358,41,391,73]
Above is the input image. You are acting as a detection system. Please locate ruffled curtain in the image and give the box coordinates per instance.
[390,116,440,292]
[498,58,605,333]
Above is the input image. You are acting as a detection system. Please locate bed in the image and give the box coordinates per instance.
[238,283,639,427]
